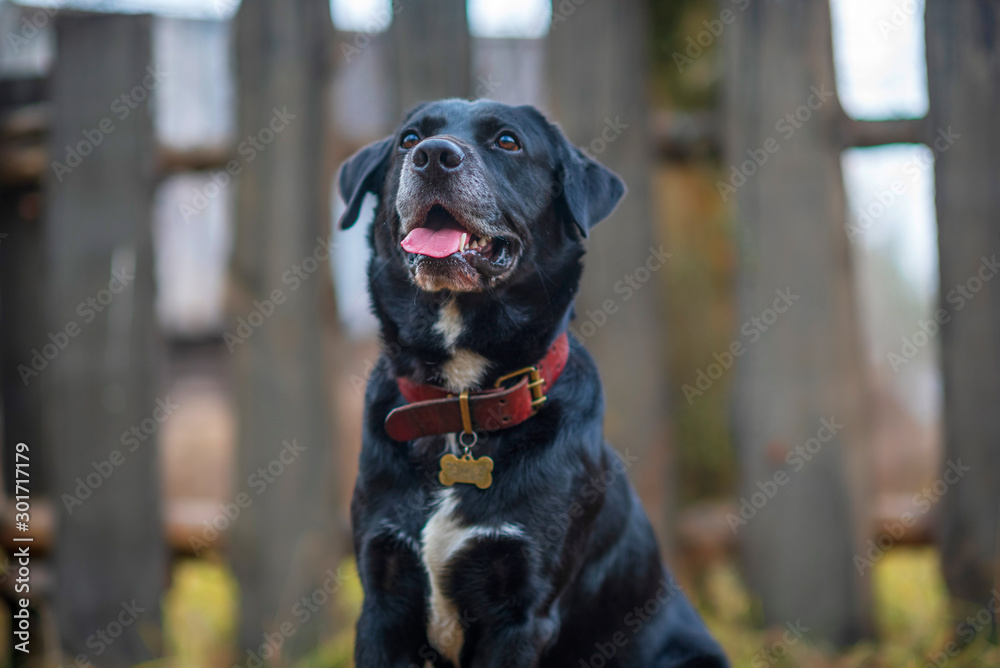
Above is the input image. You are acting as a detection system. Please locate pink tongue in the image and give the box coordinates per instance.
[401,226,466,258]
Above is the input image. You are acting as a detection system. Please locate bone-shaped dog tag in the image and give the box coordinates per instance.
[439,453,494,489]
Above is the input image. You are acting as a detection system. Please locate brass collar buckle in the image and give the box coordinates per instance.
[494,366,547,411]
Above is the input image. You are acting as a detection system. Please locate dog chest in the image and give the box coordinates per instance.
[421,488,526,666]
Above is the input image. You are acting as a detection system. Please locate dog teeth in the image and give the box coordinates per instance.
[461,235,492,252]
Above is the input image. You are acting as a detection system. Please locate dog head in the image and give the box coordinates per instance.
[338,99,625,294]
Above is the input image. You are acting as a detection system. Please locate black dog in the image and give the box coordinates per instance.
[339,99,728,668]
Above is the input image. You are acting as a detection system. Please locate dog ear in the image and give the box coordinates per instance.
[557,139,626,238]
[337,136,395,230]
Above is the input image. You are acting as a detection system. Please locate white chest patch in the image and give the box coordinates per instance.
[441,349,490,393]
[432,299,490,392]
[433,299,464,349]
[421,488,524,666]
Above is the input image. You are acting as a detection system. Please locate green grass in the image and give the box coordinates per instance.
[161,548,998,668]
[698,547,999,667]
[163,556,238,668]
[291,559,362,668]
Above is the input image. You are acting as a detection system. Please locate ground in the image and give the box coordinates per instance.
[162,547,998,668]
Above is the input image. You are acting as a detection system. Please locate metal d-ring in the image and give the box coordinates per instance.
[458,430,478,455]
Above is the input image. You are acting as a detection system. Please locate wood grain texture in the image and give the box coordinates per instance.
[549,0,676,550]
[925,0,1000,619]
[230,0,343,661]
[45,13,165,665]
[725,0,874,645]
[1,185,46,496]
[391,0,471,114]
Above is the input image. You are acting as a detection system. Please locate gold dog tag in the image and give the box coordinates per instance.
[439,453,494,489]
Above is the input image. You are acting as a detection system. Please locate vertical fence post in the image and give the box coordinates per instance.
[926,0,1000,635]
[45,12,164,665]
[549,0,676,546]
[725,0,873,646]
[391,0,470,113]
[230,0,341,663]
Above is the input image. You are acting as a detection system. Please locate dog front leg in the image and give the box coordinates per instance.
[467,617,558,668]
[354,592,431,668]
[354,532,430,668]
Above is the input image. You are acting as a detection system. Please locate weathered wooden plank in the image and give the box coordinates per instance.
[157,144,230,174]
[44,12,164,666]
[230,0,342,662]
[651,109,723,162]
[725,0,874,646]
[0,77,46,109]
[0,186,46,496]
[390,0,470,113]
[471,37,546,108]
[839,116,928,148]
[925,0,1000,633]
[549,0,677,547]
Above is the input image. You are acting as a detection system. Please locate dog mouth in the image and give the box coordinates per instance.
[400,204,516,283]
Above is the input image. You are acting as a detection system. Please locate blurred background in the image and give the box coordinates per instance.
[0,0,997,666]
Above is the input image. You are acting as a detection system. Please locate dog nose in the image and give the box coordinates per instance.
[411,138,465,176]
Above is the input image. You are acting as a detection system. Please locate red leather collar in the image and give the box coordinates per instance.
[384,333,570,442]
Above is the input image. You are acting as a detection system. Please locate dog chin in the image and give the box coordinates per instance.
[410,256,491,293]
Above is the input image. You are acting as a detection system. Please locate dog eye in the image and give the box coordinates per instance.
[495,134,521,152]
[400,132,420,149]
